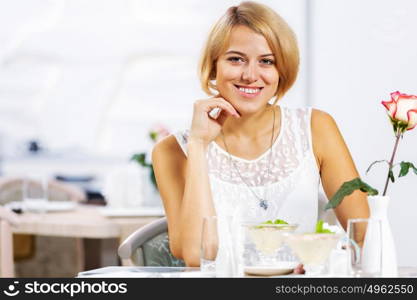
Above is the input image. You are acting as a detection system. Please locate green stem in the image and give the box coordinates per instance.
[382,130,402,196]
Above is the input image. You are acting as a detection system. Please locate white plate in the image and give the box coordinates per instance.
[244,262,298,276]
[5,201,76,212]
[46,201,77,211]
[99,207,165,217]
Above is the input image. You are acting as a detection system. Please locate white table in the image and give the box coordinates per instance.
[11,203,163,270]
[11,203,161,240]
[77,266,417,278]
[78,266,205,278]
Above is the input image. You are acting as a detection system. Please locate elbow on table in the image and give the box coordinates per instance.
[169,241,183,261]
[169,243,200,267]
[169,232,200,267]
[182,247,201,267]
[169,240,198,267]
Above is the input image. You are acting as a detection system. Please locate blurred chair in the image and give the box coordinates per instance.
[0,176,86,277]
[0,177,86,261]
[0,206,19,277]
[118,217,184,267]
[0,177,86,205]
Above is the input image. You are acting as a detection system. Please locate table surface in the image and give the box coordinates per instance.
[77,266,417,278]
[11,203,161,241]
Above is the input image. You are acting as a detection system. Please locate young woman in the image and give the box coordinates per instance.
[152,1,369,267]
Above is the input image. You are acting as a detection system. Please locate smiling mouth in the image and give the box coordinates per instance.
[234,84,263,98]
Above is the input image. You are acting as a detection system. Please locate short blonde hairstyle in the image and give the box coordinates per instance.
[199,1,299,102]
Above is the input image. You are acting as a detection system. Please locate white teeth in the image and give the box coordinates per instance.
[238,87,260,94]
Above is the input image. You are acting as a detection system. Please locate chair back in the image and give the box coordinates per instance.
[118,217,184,267]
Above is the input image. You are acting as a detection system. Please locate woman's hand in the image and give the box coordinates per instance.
[293,264,305,275]
[189,97,240,147]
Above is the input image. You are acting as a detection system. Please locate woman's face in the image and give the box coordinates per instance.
[215,25,279,115]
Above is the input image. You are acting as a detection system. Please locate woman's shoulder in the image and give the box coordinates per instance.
[310,108,338,130]
[152,134,187,162]
[310,108,343,164]
[279,105,337,129]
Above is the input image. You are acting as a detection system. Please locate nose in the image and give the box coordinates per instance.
[241,61,259,83]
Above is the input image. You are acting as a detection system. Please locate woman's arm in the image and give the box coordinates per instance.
[152,136,187,260]
[153,98,239,267]
[179,139,216,266]
[311,109,370,230]
[152,138,218,267]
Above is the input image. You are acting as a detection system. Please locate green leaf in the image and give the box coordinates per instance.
[131,153,151,167]
[366,160,389,175]
[389,169,395,183]
[399,161,417,177]
[150,166,158,190]
[325,177,378,210]
[315,219,334,234]
[149,131,158,142]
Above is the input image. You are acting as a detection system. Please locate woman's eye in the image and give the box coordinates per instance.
[260,58,274,65]
[227,56,244,63]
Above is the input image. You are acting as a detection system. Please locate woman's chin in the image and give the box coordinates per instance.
[232,102,266,116]
[221,93,270,116]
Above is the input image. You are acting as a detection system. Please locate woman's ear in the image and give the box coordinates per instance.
[210,59,218,80]
[209,68,216,80]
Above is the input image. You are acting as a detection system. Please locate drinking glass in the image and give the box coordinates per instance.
[286,232,342,276]
[242,223,299,276]
[347,218,382,277]
[200,216,219,274]
[22,175,48,213]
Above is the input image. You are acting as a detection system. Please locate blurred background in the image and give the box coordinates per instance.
[0,0,416,275]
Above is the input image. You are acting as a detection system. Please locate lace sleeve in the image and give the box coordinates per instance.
[173,130,189,157]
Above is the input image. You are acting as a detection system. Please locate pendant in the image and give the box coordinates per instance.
[259,199,268,210]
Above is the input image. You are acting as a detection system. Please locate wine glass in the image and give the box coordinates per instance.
[22,175,48,213]
[242,223,299,276]
[347,218,382,277]
[285,233,342,276]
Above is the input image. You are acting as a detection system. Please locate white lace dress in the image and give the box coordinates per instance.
[174,106,320,234]
[174,106,321,269]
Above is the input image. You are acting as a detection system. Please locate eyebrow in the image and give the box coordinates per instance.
[224,50,274,57]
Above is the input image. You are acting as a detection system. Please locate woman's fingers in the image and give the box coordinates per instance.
[293,264,305,275]
[195,98,240,118]
[211,98,240,117]
[216,109,229,126]
[208,107,222,119]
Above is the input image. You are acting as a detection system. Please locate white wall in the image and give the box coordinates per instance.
[311,0,417,266]
[0,0,307,158]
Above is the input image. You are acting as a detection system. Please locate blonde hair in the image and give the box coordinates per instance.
[199,1,299,102]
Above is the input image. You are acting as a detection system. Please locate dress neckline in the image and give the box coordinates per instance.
[211,106,285,163]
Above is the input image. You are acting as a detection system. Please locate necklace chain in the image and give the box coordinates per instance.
[220,108,276,210]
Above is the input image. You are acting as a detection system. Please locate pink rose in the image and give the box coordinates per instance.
[149,124,170,142]
[382,91,417,131]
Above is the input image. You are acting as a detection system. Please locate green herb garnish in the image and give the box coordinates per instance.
[263,219,288,225]
[273,219,288,225]
[315,219,334,234]
[255,219,289,229]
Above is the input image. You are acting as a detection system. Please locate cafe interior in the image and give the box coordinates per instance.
[0,0,416,278]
